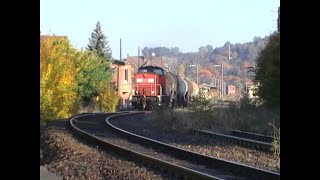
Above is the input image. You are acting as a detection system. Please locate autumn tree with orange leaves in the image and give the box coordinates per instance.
[40,37,78,121]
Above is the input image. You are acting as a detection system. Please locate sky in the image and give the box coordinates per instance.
[40,0,280,60]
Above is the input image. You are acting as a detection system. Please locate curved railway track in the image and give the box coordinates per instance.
[70,111,280,180]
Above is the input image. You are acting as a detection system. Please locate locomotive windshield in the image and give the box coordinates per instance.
[138,66,164,75]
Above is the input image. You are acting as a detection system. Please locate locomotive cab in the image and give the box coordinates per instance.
[137,66,164,75]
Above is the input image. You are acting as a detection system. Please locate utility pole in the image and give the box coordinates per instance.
[151,52,155,66]
[197,67,198,85]
[228,43,231,61]
[214,64,224,98]
[218,78,221,98]
[222,64,224,97]
[120,38,122,61]
[189,64,198,85]
[138,46,140,69]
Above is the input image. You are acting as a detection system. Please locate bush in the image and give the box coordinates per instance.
[74,51,112,107]
[187,92,215,129]
[97,84,119,112]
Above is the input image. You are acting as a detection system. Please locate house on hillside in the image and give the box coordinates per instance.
[200,84,219,99]
[123,56,145,74]
[245,81,259,99]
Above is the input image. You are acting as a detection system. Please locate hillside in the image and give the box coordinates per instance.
[141,36,269,94]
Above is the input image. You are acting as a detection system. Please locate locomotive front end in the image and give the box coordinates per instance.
[131,66,169,110]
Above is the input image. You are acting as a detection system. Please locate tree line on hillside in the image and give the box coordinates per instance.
[141,37,269,93]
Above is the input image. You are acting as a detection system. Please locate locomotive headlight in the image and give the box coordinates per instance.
[151,90,155,94]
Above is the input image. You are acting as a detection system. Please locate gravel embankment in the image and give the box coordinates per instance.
[110,114,280,173]
[40,125,171,180]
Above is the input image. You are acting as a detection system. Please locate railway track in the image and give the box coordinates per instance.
[192,129,272,151]
[201,127,274,143]
[227,129,273,143]
[70,111,279,179]
[71,112,222,179]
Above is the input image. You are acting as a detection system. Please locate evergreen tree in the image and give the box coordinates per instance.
[254,6,280,107]
[255,32,280,107]
[277,7,280,32]
[87,21,112,61]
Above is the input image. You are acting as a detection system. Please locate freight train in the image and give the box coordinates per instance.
[131,65,199,110]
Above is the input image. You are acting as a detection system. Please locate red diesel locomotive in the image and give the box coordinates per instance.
[131,66,177,110]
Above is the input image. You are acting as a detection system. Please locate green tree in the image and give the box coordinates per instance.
[74,50,113,106]
[255,32,280,107]
[87,21,112,61]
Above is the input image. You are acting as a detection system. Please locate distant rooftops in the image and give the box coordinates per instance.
[112,60,126,65]
[124,55,170,73]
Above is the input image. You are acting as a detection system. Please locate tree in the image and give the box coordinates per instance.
[178,64,185,77]
[40,36,78,121]
[74,51,113,107]
[255,32,280,107]
[87,21,112,61]
[277,7,280,32]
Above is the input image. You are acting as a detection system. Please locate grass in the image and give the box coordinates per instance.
[268,122,280,157]
[146,95,280,157]
[147,94,280,137]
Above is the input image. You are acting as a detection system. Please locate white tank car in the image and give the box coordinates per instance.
[183,77,199,97]
[177,76,187,97]
[164,71,177,95]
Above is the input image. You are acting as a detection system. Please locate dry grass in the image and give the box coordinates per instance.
[214,102,280,135]
[148,96,280,136]
[268,122,280,157]
[147,97,280,159]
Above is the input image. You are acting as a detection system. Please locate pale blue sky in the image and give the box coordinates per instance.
[40,0,280,59]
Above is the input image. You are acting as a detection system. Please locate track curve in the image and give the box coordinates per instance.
[70,112,223,179]
[106,112,279,180]
[70,112,280,180]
